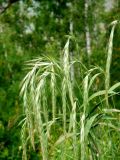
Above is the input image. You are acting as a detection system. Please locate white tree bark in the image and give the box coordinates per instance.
[84,0,92,57]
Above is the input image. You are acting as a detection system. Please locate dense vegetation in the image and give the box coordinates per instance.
[0,0,120,159]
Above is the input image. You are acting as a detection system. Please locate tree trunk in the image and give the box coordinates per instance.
[84,0,92,57]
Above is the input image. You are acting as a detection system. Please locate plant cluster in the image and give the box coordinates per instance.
[20,22,120,160]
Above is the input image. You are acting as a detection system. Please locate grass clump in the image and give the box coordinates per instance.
[20,21,120,160]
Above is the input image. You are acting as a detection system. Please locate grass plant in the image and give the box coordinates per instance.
[20,21,120,160]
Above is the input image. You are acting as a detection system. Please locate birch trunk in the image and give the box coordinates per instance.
[84,0,92,57]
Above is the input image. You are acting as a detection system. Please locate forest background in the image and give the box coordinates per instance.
[0,0,120,159]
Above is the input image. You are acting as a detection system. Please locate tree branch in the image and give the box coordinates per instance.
[0,0,20,14]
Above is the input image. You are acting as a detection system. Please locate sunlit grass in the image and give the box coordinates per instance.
[20,21,120,160]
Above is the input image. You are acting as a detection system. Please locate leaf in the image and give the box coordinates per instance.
[88,90,106,101]
[99,122,120,131]
[109,82,120,92]
[103,109,120,113]
[88,73,101,91]
[54,133,74,146]
[85,114,98,138]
